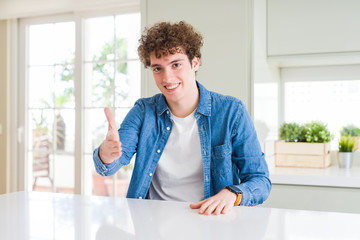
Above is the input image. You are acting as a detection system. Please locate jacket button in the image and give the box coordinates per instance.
[149,173,153,176]
[157,149,161,153]
[166,127,170,131]
[138,197,142,199]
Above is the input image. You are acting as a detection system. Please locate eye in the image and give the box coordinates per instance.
[152,67,161,73]
[172,63,181,68]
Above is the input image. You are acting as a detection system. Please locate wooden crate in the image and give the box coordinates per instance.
[275,141,331,168]
[353,136,360,151]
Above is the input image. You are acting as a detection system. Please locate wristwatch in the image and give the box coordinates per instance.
[224,186,243,206]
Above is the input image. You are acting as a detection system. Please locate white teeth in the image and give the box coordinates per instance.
[165,83,179,90]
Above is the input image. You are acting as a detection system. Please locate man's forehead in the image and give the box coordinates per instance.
[150,51,188,65]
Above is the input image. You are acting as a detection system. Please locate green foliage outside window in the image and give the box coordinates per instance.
[92,38,129,107]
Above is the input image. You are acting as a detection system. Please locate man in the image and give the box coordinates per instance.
[93,21,271,215]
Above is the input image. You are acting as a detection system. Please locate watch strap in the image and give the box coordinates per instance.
[224,186,242,206]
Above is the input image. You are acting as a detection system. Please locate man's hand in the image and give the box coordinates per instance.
[189,188,237,215]
[99,107,122,164]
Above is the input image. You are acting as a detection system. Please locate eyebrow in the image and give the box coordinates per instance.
[150,58,184,68]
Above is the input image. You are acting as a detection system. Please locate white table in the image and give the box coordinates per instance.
[1,191,360,240]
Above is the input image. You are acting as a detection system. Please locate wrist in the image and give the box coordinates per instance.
[99,143,112,164]
[224,186,243,206]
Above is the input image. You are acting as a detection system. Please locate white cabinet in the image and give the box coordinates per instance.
[267,0,360,57]
[262,184,360,214]
[264,166,360,213]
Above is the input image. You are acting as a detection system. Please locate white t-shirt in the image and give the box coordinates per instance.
[148,111,204,202]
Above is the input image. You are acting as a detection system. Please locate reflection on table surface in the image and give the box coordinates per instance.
[0,191,360,240]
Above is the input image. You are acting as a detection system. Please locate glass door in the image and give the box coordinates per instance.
[27,21,76,193]
[20,11,140,196]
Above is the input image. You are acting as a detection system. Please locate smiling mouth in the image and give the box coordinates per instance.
[164,83,180,90]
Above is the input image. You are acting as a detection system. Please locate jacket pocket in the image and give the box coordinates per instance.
[211,143,232,177]
[211,143,231,159]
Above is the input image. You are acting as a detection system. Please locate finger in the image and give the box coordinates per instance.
[104,107,116,132]
[108,144,121,153]
[198,199,213,214]
[109,143,121,151]
[204,200,219,215]
[190,200,206,209]
[110,151,121,158]
[221,203,233,214]
[214,202,226,215]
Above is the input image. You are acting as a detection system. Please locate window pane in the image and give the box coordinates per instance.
[55,64,75,108]
[254,82,279,142]
[29,66,54,108]
[54,22,75,64]
[85,62,115,107]
[84,108,108,154]
[30,150,54,192]
[84,16,115,61]
[55,109,75,152]
[28,21,75,194]
[284,80,360,147]
[29,109,54,152]
[29,24,54,66]
[53,153,75,193]
[115,13,141,59]
[29,22,75,66]
[115,61,141,107]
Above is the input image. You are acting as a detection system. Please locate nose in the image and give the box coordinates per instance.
[162,68,175,83]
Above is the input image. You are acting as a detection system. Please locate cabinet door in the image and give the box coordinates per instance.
[267,0,360,56]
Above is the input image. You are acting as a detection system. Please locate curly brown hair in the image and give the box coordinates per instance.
[138,21,203,68]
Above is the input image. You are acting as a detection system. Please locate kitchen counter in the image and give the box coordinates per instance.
[1,191,360,240]
[269,165,360,188]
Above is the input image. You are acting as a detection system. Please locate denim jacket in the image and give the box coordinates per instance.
[93,81,271,206]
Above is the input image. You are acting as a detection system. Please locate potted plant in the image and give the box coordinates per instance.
[337,136,358,168]
[340,125,360,151]
[279,122,306,142]
[275,121,333,168]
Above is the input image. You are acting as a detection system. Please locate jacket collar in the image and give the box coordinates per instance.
[157,81,211,117]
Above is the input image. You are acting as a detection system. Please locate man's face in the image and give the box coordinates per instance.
[150,51,200,106]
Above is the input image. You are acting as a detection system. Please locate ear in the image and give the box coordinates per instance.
[191,57,200,71]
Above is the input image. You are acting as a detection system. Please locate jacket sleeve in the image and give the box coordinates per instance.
[230,102,272,206]
[93,100,144,176]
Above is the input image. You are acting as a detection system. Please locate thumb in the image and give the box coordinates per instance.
[104,107,116,132]
[104,107,119,141]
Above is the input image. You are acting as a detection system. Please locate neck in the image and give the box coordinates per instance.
[168,85,200,118]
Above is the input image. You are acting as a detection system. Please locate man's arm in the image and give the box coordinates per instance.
[93,101,144,176]
[190,101,271,214]
[99,107,122,164]
[228,102,271,206]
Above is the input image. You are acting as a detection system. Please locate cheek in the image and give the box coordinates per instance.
[153,75,162,85]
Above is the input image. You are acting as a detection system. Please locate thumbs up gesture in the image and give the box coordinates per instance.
[99,107,122,164]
